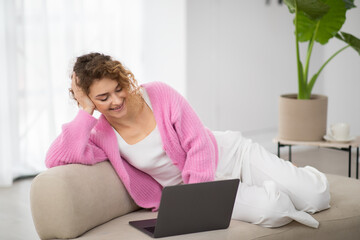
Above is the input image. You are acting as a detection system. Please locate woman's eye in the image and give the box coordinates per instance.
[100,97,108,102]
[116,88,122,92]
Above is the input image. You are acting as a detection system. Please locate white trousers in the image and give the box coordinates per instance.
[215,132,331,228]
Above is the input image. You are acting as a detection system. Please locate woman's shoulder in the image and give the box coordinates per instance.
[141,81,180,103]
[141,81,174,93]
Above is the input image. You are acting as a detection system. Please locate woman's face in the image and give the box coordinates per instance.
[88,77,128,120]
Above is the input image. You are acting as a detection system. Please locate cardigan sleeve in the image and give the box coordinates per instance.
[164,84,218,184]
[45,110,108,168]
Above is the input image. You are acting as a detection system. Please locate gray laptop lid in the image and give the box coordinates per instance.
[129,179,239,238]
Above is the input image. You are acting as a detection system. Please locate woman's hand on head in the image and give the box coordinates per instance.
[71,72,95,115]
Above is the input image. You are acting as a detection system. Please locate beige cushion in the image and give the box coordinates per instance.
[30,161,139,240]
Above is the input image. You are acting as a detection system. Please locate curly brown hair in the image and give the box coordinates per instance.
[70,52,142,108]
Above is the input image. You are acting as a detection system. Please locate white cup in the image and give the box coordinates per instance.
[330,123,350,141]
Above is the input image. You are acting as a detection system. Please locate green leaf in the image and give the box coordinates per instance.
[297,0,346,44]
[283,0,296,13]
[343,0,356,9]
[284,0,330,20]
[316,0,346,44]
[336,32,360,55]
[297,12,317,42]
[297,0,330,20]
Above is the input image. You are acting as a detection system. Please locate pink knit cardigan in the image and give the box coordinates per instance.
[46,81,218,210]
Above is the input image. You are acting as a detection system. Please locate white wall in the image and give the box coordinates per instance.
[140,0,360,144]
[141,0,186,96]
[187,0,300,132]
[186,0,360,140]
[323,4,360,136]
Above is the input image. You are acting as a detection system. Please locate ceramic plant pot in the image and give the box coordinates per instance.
[278,94,328,141]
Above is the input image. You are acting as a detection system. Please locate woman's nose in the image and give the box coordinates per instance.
[111,94,122,105]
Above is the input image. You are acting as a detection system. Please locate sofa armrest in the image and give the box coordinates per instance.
[30,161,139,240]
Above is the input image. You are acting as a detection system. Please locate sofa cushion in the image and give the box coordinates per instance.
[30,161,139,240]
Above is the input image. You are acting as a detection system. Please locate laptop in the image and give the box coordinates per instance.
[129,178,239,238]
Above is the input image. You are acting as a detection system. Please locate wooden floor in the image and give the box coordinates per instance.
[0,145,359,240]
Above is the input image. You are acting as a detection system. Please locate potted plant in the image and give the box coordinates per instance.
[278,0,360,141]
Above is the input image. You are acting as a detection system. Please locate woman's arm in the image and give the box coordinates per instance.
[174,96,217,183]
[70,72,95,115]
[46,73,106,168]
[45,110,107,168]
[156,82,218,184]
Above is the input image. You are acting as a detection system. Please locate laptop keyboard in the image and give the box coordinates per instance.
[144,226,156,233]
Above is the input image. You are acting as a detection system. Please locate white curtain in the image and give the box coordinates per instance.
[0,0,143,186]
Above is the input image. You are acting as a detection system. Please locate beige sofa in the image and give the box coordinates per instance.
[30,161,360,240]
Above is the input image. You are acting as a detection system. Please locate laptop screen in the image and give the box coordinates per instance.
[130,179,239,238]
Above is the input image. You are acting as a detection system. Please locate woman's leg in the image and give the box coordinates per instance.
[239,137,330,213]
[231,180,319,228]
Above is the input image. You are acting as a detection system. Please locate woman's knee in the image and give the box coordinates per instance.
[301,166,331,212]
[303,185,330,213]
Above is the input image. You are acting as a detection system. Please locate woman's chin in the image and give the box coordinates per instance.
[107,107,127,119]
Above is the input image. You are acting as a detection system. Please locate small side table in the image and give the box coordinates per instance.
[273,137,360,179]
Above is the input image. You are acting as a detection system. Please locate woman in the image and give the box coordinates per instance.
[46,52,330,228]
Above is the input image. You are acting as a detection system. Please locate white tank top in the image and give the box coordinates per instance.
[113,89,183,187]
[113,88,244,187]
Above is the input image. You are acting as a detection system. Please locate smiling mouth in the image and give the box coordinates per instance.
[110,100,125,112]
